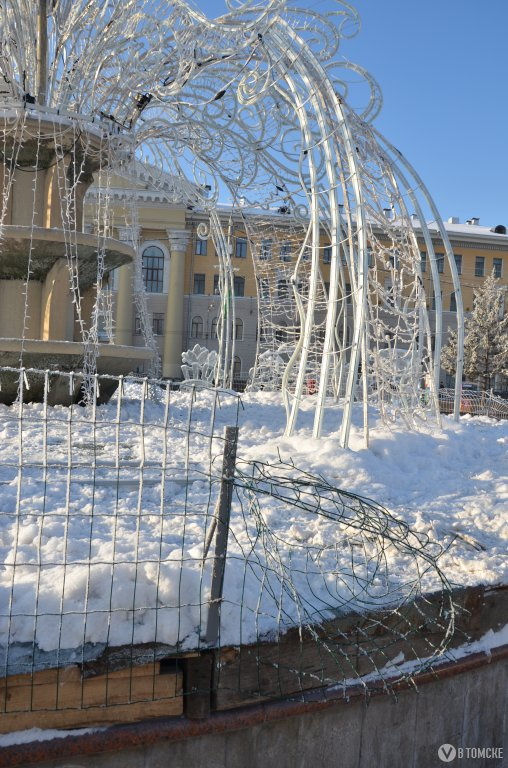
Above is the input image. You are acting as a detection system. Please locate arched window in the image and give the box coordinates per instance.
[142,245,165,292]
[191,315,203,338]
[234,317,243,341]
[233,356,242,380]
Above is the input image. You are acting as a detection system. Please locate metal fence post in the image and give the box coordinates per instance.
[205,425,238,647]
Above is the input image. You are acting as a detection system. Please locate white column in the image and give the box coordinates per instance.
[115,226,140,346]
[163,229,190,378]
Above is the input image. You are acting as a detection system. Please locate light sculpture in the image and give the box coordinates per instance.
[0,0,463,444]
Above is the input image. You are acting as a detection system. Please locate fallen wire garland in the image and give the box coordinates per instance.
[211,456,456,694]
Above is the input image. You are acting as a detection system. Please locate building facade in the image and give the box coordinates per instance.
[85,181,508,393]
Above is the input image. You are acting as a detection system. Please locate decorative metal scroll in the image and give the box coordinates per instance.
[0,0,463,444]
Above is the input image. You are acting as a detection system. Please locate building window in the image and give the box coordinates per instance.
[388,251,398,270]
[324,282,330,297]
[234,318,243,341]
[493,257,503,278]
[211,317,218,339]
[367,248,374,268]
[135,314,164,338]
[233,276,245,296]
[454,254,462,274]
[235,237,248,259]
[420,252,426,273]
[191,315,203,338]
[258,278,269,299]
[279,241,291,261]
[436,253,444,274]
[195,237,207,256]
[213,274,220,294]
[142,245,164,293]
[277,279,289,299]
[152,313,164,335]
[345,283,352,304]
[475,256,485,277]
[193,273,206,294]
[450,292,457,313]
[233,356,242,380]
[260,239,272,260]
[323,246,332,264]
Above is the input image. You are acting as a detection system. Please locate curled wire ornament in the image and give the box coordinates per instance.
[0,0,463,430]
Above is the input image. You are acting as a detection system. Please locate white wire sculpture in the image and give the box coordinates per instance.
[0,0,463,443]
[181,344,219,389]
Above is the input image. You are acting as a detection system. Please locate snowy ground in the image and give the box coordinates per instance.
[238,392,508,590]
[0,388,506,660]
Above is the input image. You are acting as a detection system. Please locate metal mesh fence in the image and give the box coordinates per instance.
[0,368,457,726]
[438,388,508,419]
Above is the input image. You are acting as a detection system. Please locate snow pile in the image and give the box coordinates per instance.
[0,389,506,658]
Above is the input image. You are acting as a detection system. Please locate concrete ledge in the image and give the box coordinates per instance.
[0,343,154,404]
[2,643,506,768]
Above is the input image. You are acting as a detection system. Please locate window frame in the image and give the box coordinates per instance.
[260,239,272,261]
[233,275,245,297]
[475,256,485,277]
[195,237,208,256]
[234,317,243,341]
[141,244,165,293]
[193,273,206,295]
[258,278,270,300]
[190,315,204,338]
[279,241,291,262]
[235,236,248,259]
[277,278,289,300]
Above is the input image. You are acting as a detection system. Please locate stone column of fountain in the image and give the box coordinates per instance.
[115,227,139,347]
[162,229,191,379]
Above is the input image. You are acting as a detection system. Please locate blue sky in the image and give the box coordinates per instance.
[191,0,507,228]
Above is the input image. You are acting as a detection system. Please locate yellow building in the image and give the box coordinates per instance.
[85,178,508,393]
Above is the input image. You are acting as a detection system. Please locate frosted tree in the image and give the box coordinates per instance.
[442,273,508,390]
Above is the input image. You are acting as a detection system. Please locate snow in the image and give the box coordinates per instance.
[0,726,104,747]
[1,620,506,747]
[0,389,506,661]
[332,620,508,693]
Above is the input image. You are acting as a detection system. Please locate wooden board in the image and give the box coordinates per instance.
[210,584,508,710]
[0,584,505,729]
[0,661,183,733]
